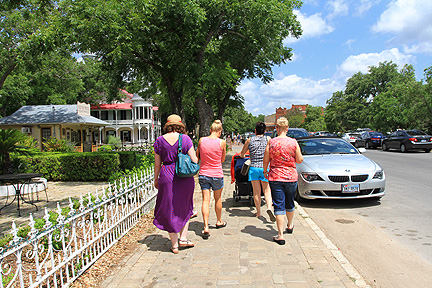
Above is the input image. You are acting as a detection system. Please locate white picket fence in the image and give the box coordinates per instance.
[0,168,156,288]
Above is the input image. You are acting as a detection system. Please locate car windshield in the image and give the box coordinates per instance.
[298,138,360,155]
[406,130,427,136]
[287,130,309,138]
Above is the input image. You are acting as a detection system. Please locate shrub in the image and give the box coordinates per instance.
[42,137,75,153]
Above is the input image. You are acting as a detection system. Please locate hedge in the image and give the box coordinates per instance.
[20,153,121,181]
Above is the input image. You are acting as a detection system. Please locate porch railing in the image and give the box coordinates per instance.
[0,169,156,288]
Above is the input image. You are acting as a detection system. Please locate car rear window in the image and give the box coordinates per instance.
[406,130,427,136]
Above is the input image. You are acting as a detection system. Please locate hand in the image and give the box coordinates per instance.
[154,178,159,189]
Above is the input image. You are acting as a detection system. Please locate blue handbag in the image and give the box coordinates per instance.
[175,134,200,177]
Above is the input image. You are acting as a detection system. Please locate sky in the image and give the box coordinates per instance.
[238,0,432,116]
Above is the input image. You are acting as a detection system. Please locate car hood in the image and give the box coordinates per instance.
[298,154,379,174]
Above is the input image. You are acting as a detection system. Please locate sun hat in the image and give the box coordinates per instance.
[165,114,185,127]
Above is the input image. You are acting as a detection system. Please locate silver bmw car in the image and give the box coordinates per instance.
[295,137,385,201]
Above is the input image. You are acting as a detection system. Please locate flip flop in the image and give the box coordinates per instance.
[190,211,198,219]
[202,231,210,240]
[273,236,285,245]
[266,209,276,223]
[215,221,227,229]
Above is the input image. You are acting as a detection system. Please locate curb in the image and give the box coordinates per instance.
[296,203,371,288]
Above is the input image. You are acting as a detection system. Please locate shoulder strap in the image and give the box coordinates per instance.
[178,133,183,153]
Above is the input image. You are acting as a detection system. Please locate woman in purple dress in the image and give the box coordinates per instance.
[153,114,198,254]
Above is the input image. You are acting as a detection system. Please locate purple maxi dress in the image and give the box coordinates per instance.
[153,134,195,233]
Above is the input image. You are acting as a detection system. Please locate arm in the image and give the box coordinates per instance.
[220,139,226,163]
[154,153,162,189]
[240,138,250,158]
[196,138,201,161]
[263,142,270,179]
[188,146,199,163]
[295,142,304,164]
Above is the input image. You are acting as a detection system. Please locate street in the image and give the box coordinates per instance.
[301,148,432,287]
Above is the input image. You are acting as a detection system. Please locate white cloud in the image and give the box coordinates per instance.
[372,0,432,54]
[284,10,334,45]
[239,76,343,116]
[337,48,414,79]
[326,0,349,19]
[354,0,377,17]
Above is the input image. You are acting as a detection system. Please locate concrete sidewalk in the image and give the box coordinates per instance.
[100,146,369,288]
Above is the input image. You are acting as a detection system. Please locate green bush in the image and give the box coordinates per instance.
[97,145,113,152]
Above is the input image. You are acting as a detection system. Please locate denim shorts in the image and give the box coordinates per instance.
[198,175,224,191]
[248,167,268,182]
[269,181,297,215]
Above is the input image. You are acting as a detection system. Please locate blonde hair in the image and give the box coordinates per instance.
[210,120,223,132]
[276,117,289,129]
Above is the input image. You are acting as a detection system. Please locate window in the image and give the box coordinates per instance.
[120,110,127,120]
[91,111,100,118]
[144,107,148,119]
[101,111,108,120]
[41,128,51,140]
[140,107,144,119]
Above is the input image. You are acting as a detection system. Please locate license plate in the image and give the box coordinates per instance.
[421,139,426,142]
[342,184,360,193]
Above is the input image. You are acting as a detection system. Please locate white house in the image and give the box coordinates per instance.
[90,89,161,145]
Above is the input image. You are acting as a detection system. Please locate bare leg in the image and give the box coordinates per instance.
[286,211,294,229]
[168,232,179,249]
[251,180,262,216]
[213,188,224,225]
[179,221,190,241]
[275,214,285,239]
[261,181,273,210]
[201,189,211,233]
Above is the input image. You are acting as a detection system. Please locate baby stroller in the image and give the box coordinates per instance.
[230,153,254,206]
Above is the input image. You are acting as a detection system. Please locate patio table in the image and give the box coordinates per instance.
[0,173,43,216]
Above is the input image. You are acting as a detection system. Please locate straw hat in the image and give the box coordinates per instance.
[165,114,185,127]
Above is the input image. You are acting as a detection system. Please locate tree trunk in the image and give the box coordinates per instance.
[164,76,187,128]
[196,96,214,138]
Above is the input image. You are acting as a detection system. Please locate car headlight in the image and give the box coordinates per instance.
[373,171,384,179]
[301,172,324,182]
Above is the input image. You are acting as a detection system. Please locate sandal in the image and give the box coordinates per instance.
[202,230,210,240]
[273,236,285,245]
[179,239,195,248]
[266,209,276,223]
[215,221,227,229]
[170,246,179,254]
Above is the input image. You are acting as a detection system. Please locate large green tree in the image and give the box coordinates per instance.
[59,0,302,136]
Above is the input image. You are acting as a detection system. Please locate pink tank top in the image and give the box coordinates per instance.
[199,137,223,178]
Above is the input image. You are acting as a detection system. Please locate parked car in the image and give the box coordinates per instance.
[342,132,361,146]
[270,128,309,139]
[314,131,330,136]
[295,136,386,201]
[356,131,387,149]
[381,130,432,153]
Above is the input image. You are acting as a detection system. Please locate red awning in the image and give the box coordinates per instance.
[91,103,132,110]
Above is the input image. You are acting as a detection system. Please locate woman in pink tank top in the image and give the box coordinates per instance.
[196,120,227,239]
[263,117,303,245]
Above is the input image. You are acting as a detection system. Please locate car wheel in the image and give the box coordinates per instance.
[424,149,431,153]
[365,141,370,149]
[400,143,407,153]
[354,142,359,148]
[382,142,388,151]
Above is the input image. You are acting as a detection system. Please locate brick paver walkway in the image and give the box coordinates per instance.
[99,146,370,288]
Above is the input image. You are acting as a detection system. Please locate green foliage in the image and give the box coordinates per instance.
[42,137,76,152]
[302,106,326,132]
[324,61,432,133]
[222,105,264,134]
[107,136,121,148]
[0,129,32,174]
[97,145,113,152]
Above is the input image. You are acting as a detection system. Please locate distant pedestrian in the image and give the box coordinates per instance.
[240,121,275,221]
[263,117,303,245]
[197,120,227,239]
[153,114,198,253]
